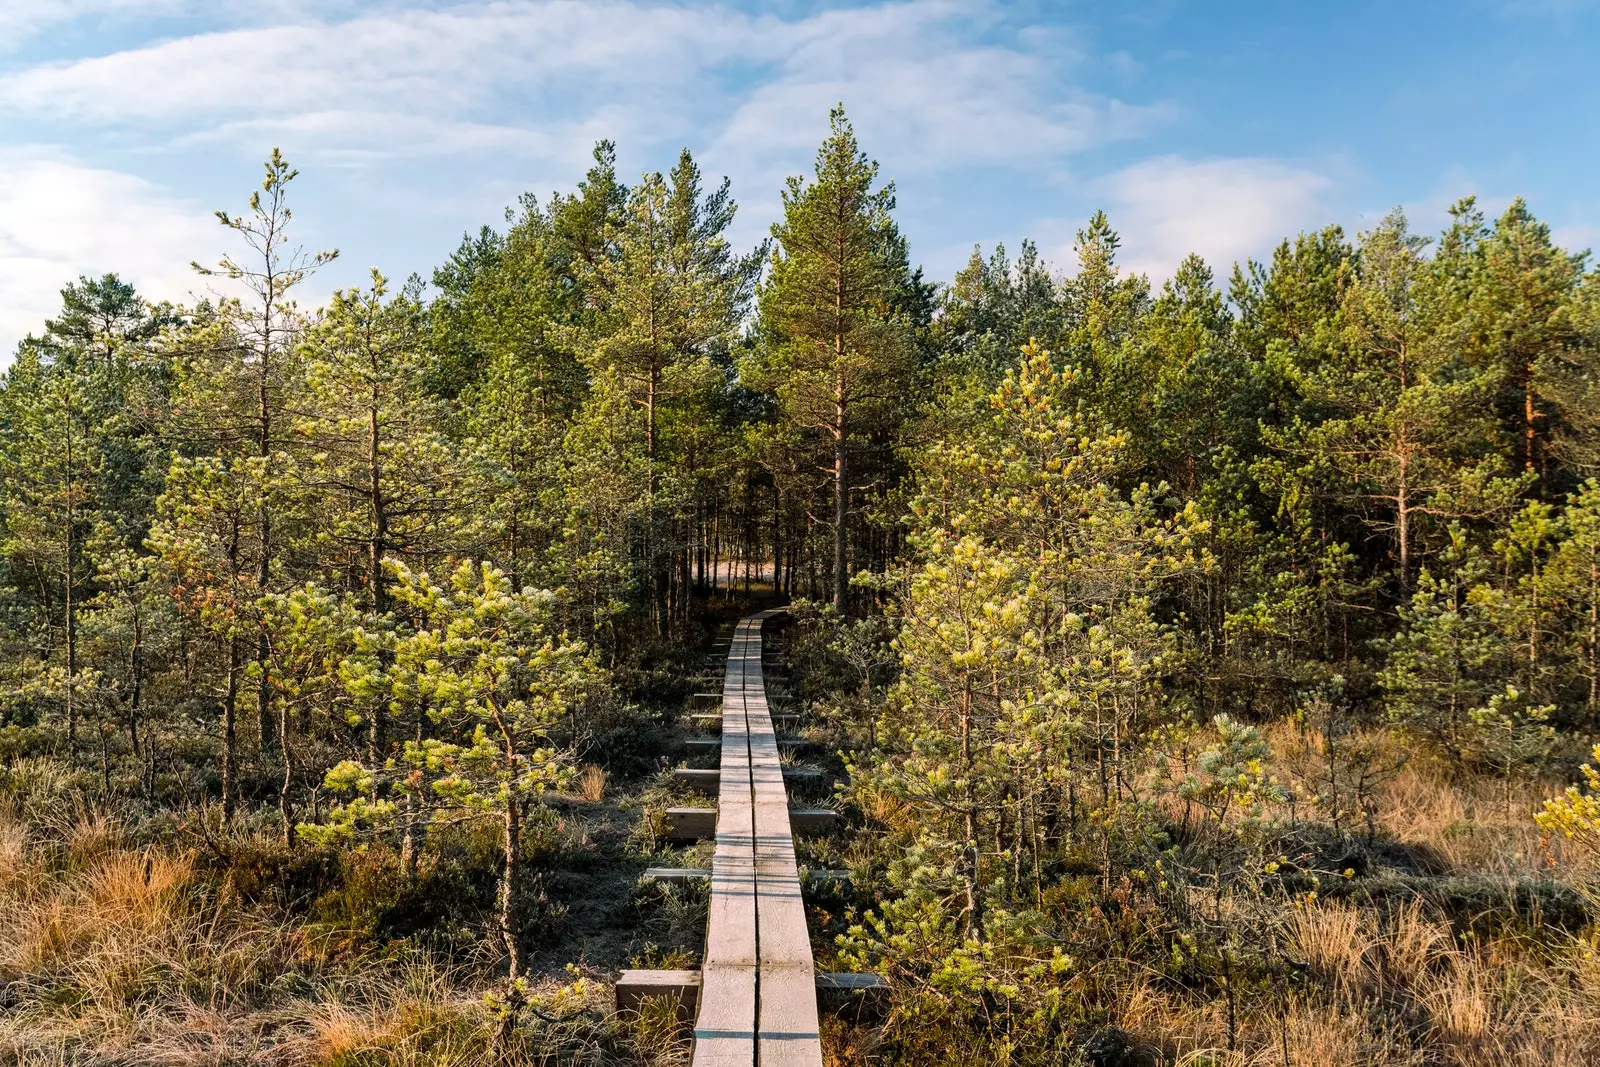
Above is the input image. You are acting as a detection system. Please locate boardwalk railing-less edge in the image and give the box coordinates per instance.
[619,609,874,1062]
[696,608,821,1067]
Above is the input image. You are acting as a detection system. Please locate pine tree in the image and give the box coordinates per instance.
[0,349,104,746]
[1462,198,1587,482]
[565,151,759,629]
[1272,210,1519,591]
[171,149,335,806]
[754,106,917,612]
[1379,529,1508,765]
[306,561,600,1051]
[299,272,470,760]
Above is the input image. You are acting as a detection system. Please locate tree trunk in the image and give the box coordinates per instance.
[278,700,294,850]
[1396,446,1411,593]
[832,393,848,614]
[959,677,983,936]
[1524,356,1539,474]
[367,391,389,764]
[127,619,143,759]
[1590,541,1598,721]
[63,398,79,749]
[223,511,243,820]
[494,796,525,1057]
[710,496,721,596]
[257,367,278,755]
[401,700,425,877]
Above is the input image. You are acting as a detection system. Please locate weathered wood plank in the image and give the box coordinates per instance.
[758,963,824,1066]
[664,807,717,841]
[692,615,758,1067]
[789,808,840,835]
[745,609,823,1067]
[815,972,890,1020]
[686,608,821,1067]
[640,867,710,885]
[616,969,701,1017]
[673,768,720,794]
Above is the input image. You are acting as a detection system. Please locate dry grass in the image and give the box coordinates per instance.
[579,764,608,803]
[1086,734,1600,1067]
[1094,898,1600,1067]
[0,803,660,1066]
[1375,764,1562,875]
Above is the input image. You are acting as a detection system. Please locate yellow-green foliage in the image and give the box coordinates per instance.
[1537,744,1600,859]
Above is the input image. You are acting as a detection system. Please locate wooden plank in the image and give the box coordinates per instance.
[742,609,823,1067]
[693,615,758,1067]
[674,768,720,794]
[815,972,888,993]
[665,807,717,841]
[789,809,839,836]
[693,964,756,1066]
[758,963,824,1066]
[641,867,711,885]
[687,608,821,1067]
[616,969,702,1017]
[815,972,889,1021]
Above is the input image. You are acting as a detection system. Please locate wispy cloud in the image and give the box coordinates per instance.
[0,1,1150,171]
[0,0,1175,355]
[0,0,186,50]
[0,151,217,348]
[1092,155,1335,280]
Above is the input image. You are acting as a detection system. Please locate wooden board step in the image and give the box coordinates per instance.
[789,809,840,836]
[664,806,716,841]
[816,972,889,1019]
[616,969,701,1017]
[686,737,811,755]
[641,867,711,885]
[674,768,720,795]
[617,968,881,1020]
[684,607,822,1067]
[676,767,824,794]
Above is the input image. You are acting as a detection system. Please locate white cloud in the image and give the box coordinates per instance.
[0,0,187,49]
[1553,223,1600,255]
[0,0,1152,175]
[0,3,748,125]
[1092,155,1334,280]
[0,153,218,356]
[0,0,1168,319]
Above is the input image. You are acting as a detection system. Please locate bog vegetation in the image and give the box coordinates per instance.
[2,108,1600,1065]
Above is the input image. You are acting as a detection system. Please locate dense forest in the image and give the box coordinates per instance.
[2,107,1599,1065]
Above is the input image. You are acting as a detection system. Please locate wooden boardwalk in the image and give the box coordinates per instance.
[694,608,823,1067]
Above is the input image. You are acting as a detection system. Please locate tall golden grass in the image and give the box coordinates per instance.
[0,800,650,1065]
[1088,731,1600,1067]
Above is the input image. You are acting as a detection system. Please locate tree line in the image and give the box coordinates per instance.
[4,103,1600,1061]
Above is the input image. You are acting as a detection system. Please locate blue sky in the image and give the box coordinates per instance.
[1,0,1596,354]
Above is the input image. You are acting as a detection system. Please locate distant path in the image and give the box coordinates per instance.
[693,608,822,1067]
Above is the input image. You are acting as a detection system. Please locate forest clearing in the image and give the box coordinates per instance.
[2,87,1600,1067]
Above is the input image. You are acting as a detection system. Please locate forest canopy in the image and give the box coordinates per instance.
[2,108,1599,1065]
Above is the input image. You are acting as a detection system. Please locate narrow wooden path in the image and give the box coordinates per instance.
[695,608,822,1067]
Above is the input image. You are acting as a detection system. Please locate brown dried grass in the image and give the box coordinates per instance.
[579,764,608,803]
